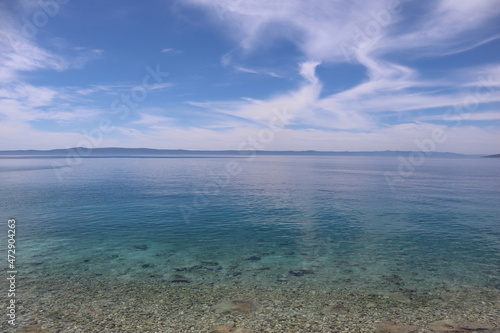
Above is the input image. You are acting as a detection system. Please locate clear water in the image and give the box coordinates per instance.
[1,156,499,292]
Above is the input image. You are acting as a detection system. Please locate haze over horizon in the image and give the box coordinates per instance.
[1,0,499,154]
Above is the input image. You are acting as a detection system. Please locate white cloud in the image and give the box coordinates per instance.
[186,0,386,62]
[132,112,174,125]
[0,2,104,84]
[299,61,321,85]
[161,48,182,54]
[233,65,281,78]
[184,0,500,123]
[379,0,500,57]
[0,83,58,108]
[0,31,68,82]
[149,82,173,90]
[422,111,500,122]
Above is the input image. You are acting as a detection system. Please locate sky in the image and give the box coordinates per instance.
[0,0,499,154]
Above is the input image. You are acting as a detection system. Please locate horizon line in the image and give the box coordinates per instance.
[0,147,496,157]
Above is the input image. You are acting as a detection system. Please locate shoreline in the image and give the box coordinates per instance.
[3,276,499,332]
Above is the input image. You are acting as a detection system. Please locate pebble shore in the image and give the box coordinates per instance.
[2,275,499,333]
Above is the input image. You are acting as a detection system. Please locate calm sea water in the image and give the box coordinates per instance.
[1,155,499,292]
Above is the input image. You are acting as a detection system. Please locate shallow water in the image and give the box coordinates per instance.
[1,155,499,331]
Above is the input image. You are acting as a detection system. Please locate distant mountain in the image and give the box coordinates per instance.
[0,147,478,158]
[483,154,500,158]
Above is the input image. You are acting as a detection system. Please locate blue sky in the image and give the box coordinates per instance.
[0,0,499,153]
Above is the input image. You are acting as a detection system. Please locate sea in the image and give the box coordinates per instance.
[0,155,499,332]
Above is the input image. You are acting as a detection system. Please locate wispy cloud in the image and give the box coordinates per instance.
[161,47,182,54]
[233,65,282,78]
[184,0,500,130]
[132,113,175,126]
[0,30,68,82]
[0,83,102,124]
[377,0,500,57]
[421,111,500,122]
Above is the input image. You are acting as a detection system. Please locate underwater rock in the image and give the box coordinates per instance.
[428,319,493,332]
[134,244,148,250]
[228,271,242,277]
[255,266,270,271]
[375,321,418,333]
[276,276,288,282]
[168,274,191,283]
[175,262,222,272]
[382,274,404,286]
[201,261,223,270]
[214,299,257,314]
[289,268,315,276]
[153,250,176,257]
[175,264,201,271]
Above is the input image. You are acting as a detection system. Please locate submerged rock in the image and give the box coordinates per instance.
[289,268,315,276]
[168,274,191,283]
[428,319,494,332]
[255,266,270,271]
[175,261,222,272]
[375,321,418,333]
[382,274,404,286]
[214,299,257,314]
[201,261,223,270]
[134,244,148,250]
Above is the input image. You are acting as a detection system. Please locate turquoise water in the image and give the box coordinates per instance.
[1,155,499,292]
